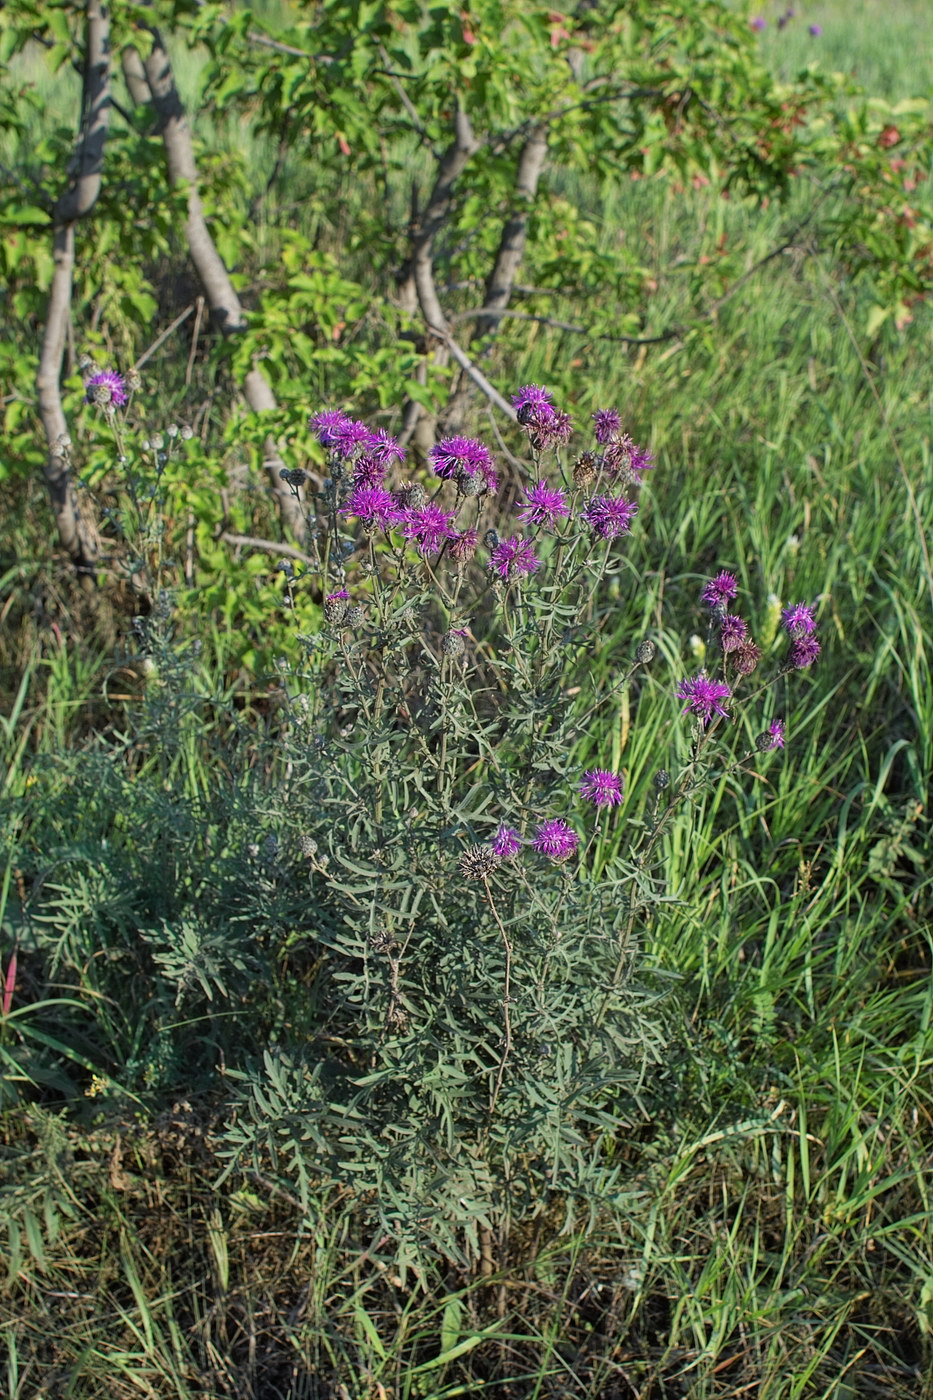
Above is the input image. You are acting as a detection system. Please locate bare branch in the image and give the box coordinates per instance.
[137,31,304,538]
[220,533,316,566]
[474,127,548,341]
[435,330,517,421]
[36,0,112,575]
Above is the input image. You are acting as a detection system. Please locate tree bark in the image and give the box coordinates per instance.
[35,0,112,575]
[138,31,305,538]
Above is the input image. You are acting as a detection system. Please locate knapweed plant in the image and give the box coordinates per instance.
[215,385,821,1271]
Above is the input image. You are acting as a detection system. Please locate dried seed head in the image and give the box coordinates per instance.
[458,844,502,881]
[345,605,366,627]
[299,834,318,858]
[180,423,194,440]
[442,629,466,658]
[636,639,656,664]
[732,640,762,676]
[281,467,308,488]
[370,927,397,953]
[573,452,599,488]
[126,366,142,393]
[166,423,179,439]
[653,769,671,791]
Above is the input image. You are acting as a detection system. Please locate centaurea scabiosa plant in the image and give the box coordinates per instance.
[220,394,822,1274]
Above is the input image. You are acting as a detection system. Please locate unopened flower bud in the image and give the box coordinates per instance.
[442,630,466,657]
[126,367,142,392]
[653,769,671,790]
[484,529,500,551]
[345,605,366,627]
[166,423,179,439]
[457,469,485,498]
[636,639,656,664]
[180,423,194,440]
[397,482,427,511]
[299,834,318,858]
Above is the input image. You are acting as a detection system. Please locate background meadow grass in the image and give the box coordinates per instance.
[2,2,933,1396]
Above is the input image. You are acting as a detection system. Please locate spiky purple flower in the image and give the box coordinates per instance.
[488,535,541,580]
[579,769,624,807]
[342,485,399,530]
[677,672,732,724]
[365,428,405,469]
[512,384,554,420]
[701,571,739,610]
[309,410,350,448]
[603,434,655,479]
[85,369,127,408]
[581,494,638,540]
[492,825,523,858]
[430,435,497,492]
[766,719,785,750]
[351,454,387,489]
[592,408,622,444]
[532,819,579,863]
[325,417,372,458]
[781,603,816,638]
[530,408,574,449]
[790,636,821,669]
[720,615,748,653]
[402,503,457,555]
[516,482,570,531]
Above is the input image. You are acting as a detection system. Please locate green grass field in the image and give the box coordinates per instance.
[2,2,933,1397]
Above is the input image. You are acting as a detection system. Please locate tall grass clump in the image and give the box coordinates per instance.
[2,368,826,1279]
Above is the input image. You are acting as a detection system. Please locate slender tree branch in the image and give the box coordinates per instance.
[36,0,112,575]
[220,533,316,566]
[474,128,549,342]
[137,31,305,537]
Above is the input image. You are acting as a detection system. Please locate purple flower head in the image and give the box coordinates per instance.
[365,428,405,469]
[532,819,579,863]
[488,535,541,580]
[720,614,748,653]
[351,454,387,489]
[512,384,554,422]
[331,417,372,458]
[767,718,786,750]
[516,482,570,531]
[701,571,739,610]
[781,603,816,638]
[790,635,821,670]
[430,435,497,492]
[327,589,349,602]
[592,408,622,444]
[448,528,479,564]
[492,824,523,859]
[808,23,822,37]
[750,15,766,30]
[579,769,624,807]
[342,485,400,530]
[677,672,732,724]
[603,434,655,480]
[402,503,457,555]
[582,494,638,540]
[309,410,350,448]
[85,369,127,408]
[530,408,574,449]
